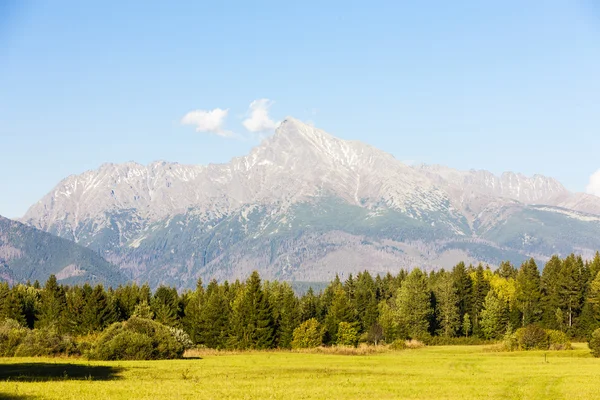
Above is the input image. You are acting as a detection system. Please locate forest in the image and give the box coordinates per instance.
[1,252,600,357]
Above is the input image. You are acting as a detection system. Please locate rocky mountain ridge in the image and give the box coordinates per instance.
[20,117,600,287]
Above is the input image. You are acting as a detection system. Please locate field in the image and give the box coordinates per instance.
[0,344,598,400]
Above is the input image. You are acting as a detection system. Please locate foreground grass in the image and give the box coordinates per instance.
[0,344,597,399]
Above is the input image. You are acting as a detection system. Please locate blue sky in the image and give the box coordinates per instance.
[1,0,600,218]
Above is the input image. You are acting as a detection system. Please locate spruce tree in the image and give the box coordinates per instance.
[515,258,541,326]
[435,272,460,337]
[353,271,379,334]
[228,271,274,349]
[199,280,230,348]
[324,286,356,344]
[541,255,563,329]
[36,275,68,332]
[559,254,587,330]
[452,262,472,322]
[480,290,509,339]
[393,268,432,340]
[470,264,490,336]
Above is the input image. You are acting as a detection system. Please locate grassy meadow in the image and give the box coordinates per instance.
[0,344,598,400]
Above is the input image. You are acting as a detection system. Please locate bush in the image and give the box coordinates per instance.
[336,322,359,347]
[169,327,194,350]
[515,325,548,350]
[589,328,600,357]
[90,317,184,360]
[0,319,28,357]
[292,319,322,349]
[0,319,79,357]
[547,330,572,351]
[501,330,519,352]
[389,339,407,351]
[14,328,79,357]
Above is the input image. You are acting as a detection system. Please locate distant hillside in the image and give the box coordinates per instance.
[0,215,127,286]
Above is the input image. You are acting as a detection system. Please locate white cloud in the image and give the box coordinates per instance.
[586,169,600,197]
[243,99,279,133]
[181,108,232,137]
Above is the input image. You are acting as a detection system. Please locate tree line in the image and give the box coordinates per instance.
[1,252,600,349]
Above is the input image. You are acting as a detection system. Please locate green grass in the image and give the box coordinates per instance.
[0,344,598,399]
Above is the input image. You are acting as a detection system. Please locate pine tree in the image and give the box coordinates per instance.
[515,258,541,326]
[299,287,320,322]
[151,286,180,327]
[435,272,460,337]
[228,271,274,349]
[271,282,299,349]
[393,268,432,340]
[81,284,117,333]
[462,313,472,337]
[182,279,205,344]
[324,286,356,344]
[496,261,517,279]
[353,271,379,334]
[199,280,230,348]
[36,275,68,332]
[589,252,600,282]
[480,290,509,339]
[470,264,490,336]
[559,254,587,330]
[541,255,563,329]
[452,262,472,322]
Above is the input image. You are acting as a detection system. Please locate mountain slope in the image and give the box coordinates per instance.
[0,215,127,286]
[21,117,600,287]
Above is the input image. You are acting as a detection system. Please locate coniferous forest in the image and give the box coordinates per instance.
[1,252,600,356]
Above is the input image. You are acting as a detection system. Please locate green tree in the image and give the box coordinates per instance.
[541,256,563,329]
[462,313,472,337]
[353,271,379,334]
[515,258,541,326]
[151,286,180,327]
[324,286,356,344]
[377,300,397,342]
[453,262,472,322]
[393,269,432,340]
[291,318,322,349]
[336,322,359,347]
[81,284,117,333]
[470,264,490,336]
[228,271,274,349]
[480,290,509,339]
[435,272,460,337]
[36,275,67,332]
[558,254,587,330]
[198,280,230,348]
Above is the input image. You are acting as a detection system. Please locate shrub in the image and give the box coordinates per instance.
[547,330,572,351]
[389,339,407,351]
[169,327,194,350]
[0,319,28,357]
[90,317,184,360]
[336,322,358,347]
[589,328,600,358]
[515,325,548,350]
[14,328,79,357]
[501,330,519,352]
[292,319,322,349]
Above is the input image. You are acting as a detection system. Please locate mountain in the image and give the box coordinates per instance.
[21,117,600,288]
[0,215,127,286]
